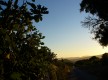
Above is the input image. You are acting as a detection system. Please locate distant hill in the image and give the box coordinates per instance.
[63,54,102,62]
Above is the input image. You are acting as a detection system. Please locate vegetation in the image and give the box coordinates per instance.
[49,59,73,80]
[79,1,108,79]
[80,0,108,46]
[74,53,108,80]
[0,0,73,80]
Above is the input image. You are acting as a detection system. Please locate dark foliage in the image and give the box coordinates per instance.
[74,53,108,80]
[0,0,58,80]
[80,0,108,20]
[80,0,108,46]
[0,0,73,80]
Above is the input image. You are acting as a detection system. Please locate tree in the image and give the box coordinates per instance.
[80,0,108,46]
[0,0,56,79]
[89,56,99,61]
[101,53,108,65]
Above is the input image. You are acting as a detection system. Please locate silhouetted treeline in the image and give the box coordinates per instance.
[74,53,108,80]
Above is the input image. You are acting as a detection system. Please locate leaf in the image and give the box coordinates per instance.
[0,6,3,10]
[0,50,3,55]
[10,72,22,80]
[40,16,42,21]
[6,53,10,59]
[34,15,39,22]
[40,42,44,45]
[27,2,36,9]
[32,0,35,2]
[0,1,7,6]
[42,6,48,11]
[42,11,49,14]
[7,0,12,8]
[14,0,18,8]
[37,5,41,9]
[5,34,11,43]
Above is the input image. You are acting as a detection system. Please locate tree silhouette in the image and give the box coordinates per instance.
[80,0,108,46]
[101,53,108,65]
[0,0,56,79]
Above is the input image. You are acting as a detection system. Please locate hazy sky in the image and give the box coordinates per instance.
[35,0,108,58]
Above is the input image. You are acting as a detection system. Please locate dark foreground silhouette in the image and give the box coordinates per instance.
[68,68,97,80]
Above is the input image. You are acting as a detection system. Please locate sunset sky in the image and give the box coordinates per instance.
[35,0,108,58]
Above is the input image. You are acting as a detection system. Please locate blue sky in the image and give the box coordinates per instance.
[35,0,108,58]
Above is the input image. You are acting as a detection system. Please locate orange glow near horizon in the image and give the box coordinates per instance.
[36,0,108,58]
[54,42,108,58]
